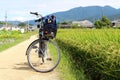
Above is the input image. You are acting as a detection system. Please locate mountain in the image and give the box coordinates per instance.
[3,6,120,25]
[26,20,35,25]
[52,6,120,22]
[7,21,21,25]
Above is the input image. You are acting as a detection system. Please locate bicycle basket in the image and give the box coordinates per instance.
[43,24,56,39]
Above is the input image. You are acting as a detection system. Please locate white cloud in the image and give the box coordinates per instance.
[0,0,120,21]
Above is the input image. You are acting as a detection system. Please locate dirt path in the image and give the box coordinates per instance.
[0,35,60,80]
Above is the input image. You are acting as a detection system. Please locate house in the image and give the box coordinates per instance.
[27,26,36,31]
[72,20,94,28]
[112,20,120,28]
[11,26,20,31]
[0,25,20,31]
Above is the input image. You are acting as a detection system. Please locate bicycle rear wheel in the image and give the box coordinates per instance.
[26,39,60,72]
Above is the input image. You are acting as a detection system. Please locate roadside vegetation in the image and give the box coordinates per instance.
[0,30,37,52]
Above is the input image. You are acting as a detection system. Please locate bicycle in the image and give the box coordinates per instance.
[26,12,61,73]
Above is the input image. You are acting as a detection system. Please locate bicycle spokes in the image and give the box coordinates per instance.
[26,39,60,72]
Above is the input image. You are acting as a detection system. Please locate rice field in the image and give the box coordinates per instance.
[56,29,120,80]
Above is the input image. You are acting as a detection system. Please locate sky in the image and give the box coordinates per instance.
[0,0,120,21]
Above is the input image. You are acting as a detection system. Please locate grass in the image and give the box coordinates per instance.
[56,39,87,80]
[0,30,37,52]
[56,28,120,80]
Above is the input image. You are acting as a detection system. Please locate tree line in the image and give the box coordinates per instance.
[0,16,113,29]
[0,21,32,28]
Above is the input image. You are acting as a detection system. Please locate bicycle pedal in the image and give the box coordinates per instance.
[46,58,52,61]
[40,63,43,65]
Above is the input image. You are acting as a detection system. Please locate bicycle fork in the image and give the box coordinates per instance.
[38,28,47,63]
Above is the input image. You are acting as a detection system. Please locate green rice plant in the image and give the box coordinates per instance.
[56,29,120,80]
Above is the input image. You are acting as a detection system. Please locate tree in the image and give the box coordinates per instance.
[61,21,68,25]
[94,16,112,28]
[101,16,112,27]
[18,22,27,28]
[0,21,6,25]
[94,20,102,28]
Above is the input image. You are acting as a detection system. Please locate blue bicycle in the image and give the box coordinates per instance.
[26,12,60,73]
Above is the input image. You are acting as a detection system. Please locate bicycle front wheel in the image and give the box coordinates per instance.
[26,39,60,72]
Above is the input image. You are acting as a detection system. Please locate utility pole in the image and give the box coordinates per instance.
[101,7,104,17]
[5,11,7,27]
[27,20,29,31]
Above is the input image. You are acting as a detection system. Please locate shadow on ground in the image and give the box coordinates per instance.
[13,62,32,71]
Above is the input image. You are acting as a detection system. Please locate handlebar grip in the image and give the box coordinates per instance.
[30,12,38,15]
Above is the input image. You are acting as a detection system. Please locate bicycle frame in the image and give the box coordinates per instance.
[30,12,46,59]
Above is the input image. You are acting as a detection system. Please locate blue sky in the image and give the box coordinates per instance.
[0,0,120,21]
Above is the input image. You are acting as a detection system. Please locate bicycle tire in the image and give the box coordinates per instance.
[26,39,60,73]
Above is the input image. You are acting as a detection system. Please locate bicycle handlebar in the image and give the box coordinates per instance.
[30,12,38,15]
[30,12,43,18]
[30,12,43,23]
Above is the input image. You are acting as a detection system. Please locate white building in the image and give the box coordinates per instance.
[0,25,20,31]
[112,20,120,28]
